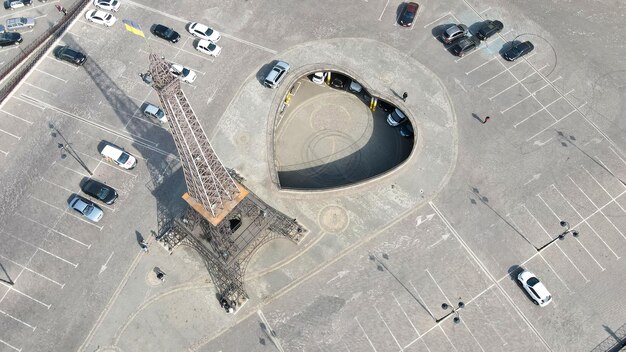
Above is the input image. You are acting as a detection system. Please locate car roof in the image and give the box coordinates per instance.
[102,144,123,158]
[192,22,209,31]
[70,195,89,210]
[406,2,418,10]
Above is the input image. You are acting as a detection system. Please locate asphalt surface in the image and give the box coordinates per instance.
[0,0,624,351]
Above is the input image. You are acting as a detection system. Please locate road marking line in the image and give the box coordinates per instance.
[461,319,486,352]
[0,281,51,309]
[374,305,401,350]
[378,0,390,21]
[526,108,579,141]
[52,161,92,178]
[425,268,451,305]
[33,68,67,83]
[0,109,33,124]
[488,71,538,100]
[423,12,451,28]
[476,59,525,87]
[0,254,64,288]
[465,56,497,75]
[408,280,436,319]
[480,7,491,13]
[355,317,377,352]
[0,127,20,140]
[29,195,64,212]
[65,211,104,231]
[515,90,573,126]
[0,337,21,352]
[392,292,420,337]
[0,308,36,330]
[538,252,571,292]
[18,207,91,248]
[438,325,459,351]
[0,149,7,156]
[37,247,78,268]
[22,82,57,96]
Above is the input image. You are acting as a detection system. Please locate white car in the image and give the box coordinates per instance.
[169,64,197,83]
[100,144,136,169]
[311,72,325,85]
[85,10,116,27]
[517,270,552,307]
[187,22,220,42]
[195,39,221,57]
[93,0,120,12]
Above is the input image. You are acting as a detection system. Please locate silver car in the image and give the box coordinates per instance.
[6,17,34,31]
[263,61,290,88]
[69,195,104,222]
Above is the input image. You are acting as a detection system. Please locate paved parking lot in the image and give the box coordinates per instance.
[0,0,624,351]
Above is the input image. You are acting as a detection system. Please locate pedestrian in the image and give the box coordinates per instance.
[482,116,490,124]
[156,271,166,282]
[140,240,149,252]
[402,92,408,102]
[62,8,67,15]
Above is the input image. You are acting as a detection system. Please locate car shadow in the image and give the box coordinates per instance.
[66,193,78,206]
[431,23,455,43]
[395,3,405,25]
[255,60,279,86]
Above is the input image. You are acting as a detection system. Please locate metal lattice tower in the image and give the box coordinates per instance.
[148,53,240,219]
[147,53,307,311]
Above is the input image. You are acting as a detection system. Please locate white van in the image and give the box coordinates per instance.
[386,108,407,126]
[101,145,136,169]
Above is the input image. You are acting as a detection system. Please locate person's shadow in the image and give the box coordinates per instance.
[135,231,144,246]
[472,113,484,123]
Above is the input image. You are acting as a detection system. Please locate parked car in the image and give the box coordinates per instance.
[151,24,180,43]
[6,17,34,31]
[263,61,290,88]
[441,24,468,44]
[378,100,394,113]
[0,32,21,46]
[398,2,419,27]
[81,179,118,205]
[450,36,481,57]
[54,45,87,65]
[517,270,552,307]
[142,102,167,123]
[195,39,221,57]
[4,0,31,10]
[349,80,362,93]
[311,72,326,85]
[503,41,534,61]
[85,10,116,27]
[100,144,136,169]
[399,123,414,138]
[0,25,5,33]
[330,77,346,89]
[68,195,104,222]
[187,22,220,42]
[93,0,120,12]
[170,63,197,83]
[387,108,407,126]
[475,20,503,40]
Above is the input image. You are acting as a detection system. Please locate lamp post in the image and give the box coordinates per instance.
[50,124,93,175]
[441,300,464,324]
[558,221,579,240]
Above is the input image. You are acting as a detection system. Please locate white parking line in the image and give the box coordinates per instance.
[0,254,64,288]
[0,149,8,156]
[65,211,104,231]
[24,82,57,97]
[461,320,486,352]
[424,268,451,305]
[465,56,497,75]
[0,127,20,140]
[526,107,580,142]
[0,337,21,352]
[480,7,491,14]
[378,0,390,21]
[0,109,33,124]
[454,44,484,62]
[438,325,459,351]
[408,280,436,319]
[52,161,92,178]
[0,308,36,331]
[538,252,572,292]
[17,213,91,249]
[374,305,401,350]
[489,71,540,101]
[514,90,573,127]
[29,195,64,212]
[502,82,550,114]
[537,193,605,271]
[0,281,51,309]
[33,68,67,83]
[391,292,421,336]
[423,12,458,28]
[521,204,589,281]
[476,56,534,87]
[354,317,377,352]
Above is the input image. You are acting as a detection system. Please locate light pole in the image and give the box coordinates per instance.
[50,124,93,175]
[440,300,464,324]
[558,221,579,240]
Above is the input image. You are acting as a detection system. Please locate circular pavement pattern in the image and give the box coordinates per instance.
[318,205,350,233]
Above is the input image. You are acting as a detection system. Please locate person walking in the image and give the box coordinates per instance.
[482,116,490,124]
[402,92,408,102]
[140,240,149,252]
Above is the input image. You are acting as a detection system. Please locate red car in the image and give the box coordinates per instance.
[399,2,419,27]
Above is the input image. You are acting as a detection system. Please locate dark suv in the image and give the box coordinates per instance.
[151,24,180,43]
[81,179,118,205]
[0,32,21,46]
[450,36,481,57]
[475,20,503,40]
[503,41,534,61]
[54,46,87,65]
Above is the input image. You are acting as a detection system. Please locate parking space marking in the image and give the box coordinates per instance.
[29,195,64,212]
[392,292,421,336]
[22,81,58,96]
[461,320,486,352]
[33,68,67,83]
[0,127,20,140]
[423,12,459,28]
[0,149,8,156]
[526,107,581,142]
[354,317,377,351]
[0,254,64,288]
[538,252,572,292]
[0,281,51,309]
[488,71,541,101]
[14,95,46,110]
[0,109,33,124]
[206,88,217,105]
[515,89,574,126]
[465,56,497,75]
[0,308,36,331]
[378,0,390,21]
[503,81,549,114]
[476,56,535,87]
[537,193,605,271]
[53,161,92,178]
[17,213,91,248]
[454,45,485,63]
[65,211,104,231]
[63,30,100,44]
[0,337,21,352]
[408,280,436,319]
[438,325,459,351]
[424,268,452,305]
[374,305,402,350]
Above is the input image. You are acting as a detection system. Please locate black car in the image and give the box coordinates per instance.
[151,24,180,43]
[398,2,419,27]
[0,32,21,46]
[503,41,534,61]
[399,123,414,138]
[54,46,87,65]
[450,36,481,57]
[81,179,118,205]
[475,20,503,40]
[4,0,31,9]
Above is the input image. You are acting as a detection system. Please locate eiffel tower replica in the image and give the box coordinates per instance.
[146,54,306,312]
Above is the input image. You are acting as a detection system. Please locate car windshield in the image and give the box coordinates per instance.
[117,152,129,164]
[96,188,110,199]
[182,68,190,76]
[104,14,111,20]
[164,28,173,36]
[84,204,93,215]
[392,111,403,122]
[208,43,216,50]
[205,28,214,36]
[527,277,539,286]
[156,110,164,118]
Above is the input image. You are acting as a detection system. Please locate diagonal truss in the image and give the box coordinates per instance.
[148,53,240,217]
